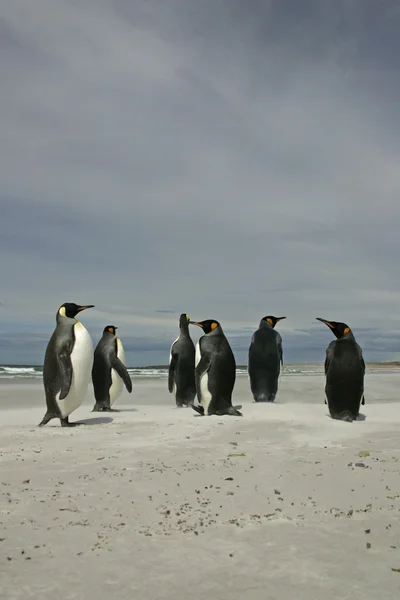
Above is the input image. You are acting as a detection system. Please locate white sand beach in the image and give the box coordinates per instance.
[1,373,400,599]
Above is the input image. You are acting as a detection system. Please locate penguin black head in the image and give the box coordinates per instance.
[179,313,190,328]
[104,325,117,335]
[316,318,352,339]
[262,316,286,328]
[189,319,221,334]
[58,303,95,319]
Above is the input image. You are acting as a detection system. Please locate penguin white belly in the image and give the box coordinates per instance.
[57,322,93,418]
[109,338,125,406]
[169,338,179,363]
[199,371,212,415]
[195,340,201,367]
[170,338,179,396]
[196,340,211,414]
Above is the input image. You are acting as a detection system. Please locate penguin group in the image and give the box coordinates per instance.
[39,303,366,427]
[170,313,365,422]
[39,303,132,427]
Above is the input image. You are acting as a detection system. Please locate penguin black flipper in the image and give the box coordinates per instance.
[110,355,132,393]
[324,343,334,375]
[58,348,73,400]
[168,353,178,393]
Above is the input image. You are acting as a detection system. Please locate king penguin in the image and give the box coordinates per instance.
[92,326,133,412]
[190,319,242,416]
[248,315,286,402]
[316,318,365,422]
[168,313,196,407]
[39,303,95,427]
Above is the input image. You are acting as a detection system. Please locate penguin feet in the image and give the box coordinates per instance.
[92,405,119,412]
[37,413,55,427]
[253,394,274,403]
[60,417,82,427]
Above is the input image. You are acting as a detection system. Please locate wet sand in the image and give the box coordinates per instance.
[0,374,399,599]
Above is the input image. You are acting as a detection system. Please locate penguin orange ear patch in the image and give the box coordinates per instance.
[108,327,114,334]
[211,322,218,330]
[267,318,273,326]
[343,327,350,335]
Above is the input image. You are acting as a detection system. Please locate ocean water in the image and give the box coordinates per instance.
[0,364,325,380]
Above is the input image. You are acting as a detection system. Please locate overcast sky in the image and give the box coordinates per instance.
[1,0,400,365]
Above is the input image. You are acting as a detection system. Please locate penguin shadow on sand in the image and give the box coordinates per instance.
[76,416,115,426]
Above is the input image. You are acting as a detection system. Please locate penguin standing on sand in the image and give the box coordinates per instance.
[168,313,196,407]
[92,326,132,412]
[190,319,242,416]
[316,318,365,422]
[248,315,286,402]
[39,303,95,427]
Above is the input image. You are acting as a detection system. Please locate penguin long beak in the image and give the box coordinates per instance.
[316,317,333,328]
[78,305,95,312]
[276,317,286,322]
[189,321,203,328]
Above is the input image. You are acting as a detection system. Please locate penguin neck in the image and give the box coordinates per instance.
[259,320,273,330]
[56,311,77,325]
[206,326,223,337]
[103,332,115,341]
[179,322,190,336]
[342,331,355,342]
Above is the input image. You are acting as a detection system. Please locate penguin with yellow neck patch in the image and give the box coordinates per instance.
[248,315,286,402]
[168,313,196,407]
[316,318,365,422]
[190,319,242,416]
[39,302,95,427]
[92,325,132,412]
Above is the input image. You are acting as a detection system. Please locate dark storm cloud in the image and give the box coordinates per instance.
[0,0,399,364]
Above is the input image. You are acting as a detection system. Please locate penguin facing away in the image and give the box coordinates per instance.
[39,303,95,427]
[92,326,132,412]
[316,318,365,422]
[168,313,196,407]
[190,319,242,416]
[248,315,286,402]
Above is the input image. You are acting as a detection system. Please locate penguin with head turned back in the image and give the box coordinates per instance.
[248,315,286,402]
[168,313,196,407]
[39,302,95,427]
[190,319,242,416]
[316,318,365,422]
[92,325,132,412]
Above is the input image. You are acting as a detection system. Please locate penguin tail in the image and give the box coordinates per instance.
[191,404,205,416]
[336,411,354,423]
